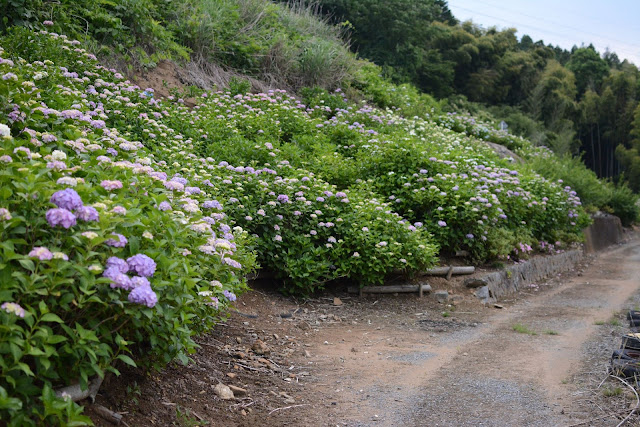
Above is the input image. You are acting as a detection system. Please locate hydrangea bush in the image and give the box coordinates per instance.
[0,26,594,423]
[0,29,256,424]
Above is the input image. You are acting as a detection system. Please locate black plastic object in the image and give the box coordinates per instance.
[621,333,640,351]
[610,358,640,377]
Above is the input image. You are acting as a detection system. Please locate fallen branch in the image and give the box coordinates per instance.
[268,403,310,415]
[55,376,103,402]
[92,404,122,425]
[611,374,640,427]
[565,411,625,427]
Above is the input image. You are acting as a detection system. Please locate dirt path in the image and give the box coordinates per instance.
[91,239,640,426]
[302,240,640,426]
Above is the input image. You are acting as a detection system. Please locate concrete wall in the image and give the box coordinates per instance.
[583,214,624,253]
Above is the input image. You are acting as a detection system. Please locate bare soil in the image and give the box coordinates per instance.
[87,237,640,427]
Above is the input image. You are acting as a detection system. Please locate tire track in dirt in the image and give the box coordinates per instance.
[307,241,640,426]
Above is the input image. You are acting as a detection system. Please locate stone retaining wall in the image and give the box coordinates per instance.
[473,249,584,302]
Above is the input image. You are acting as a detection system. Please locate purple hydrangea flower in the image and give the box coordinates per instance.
[100,180,123,191]
[47,161,66,170]
[76,206,99,222]
[46,208,77,229]
[203,200,222,209]
[157,201,172,211]
[163,181,184,192]
[131,276,150,288]
[106,257,128,274]
[1,302,25,318]
[128,284,157,308]
[437,220,447,227]
[105,233,127,248]
[222,258,242,269]
[223,290,237,302]
[29,246,53,260]
[335,192,347,198]
[108,271,134,290]
[171,176,188,185]
[277,194,289,203]
[50,188,83,211]
[127,254,156,277]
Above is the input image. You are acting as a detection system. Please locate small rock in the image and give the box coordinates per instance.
[252,340,270,355]
[285,398,296,404]
[234,351,247,359]
[464,278,488,288]
[333,297,343,306]
[434,290,449,303]
[273,333,279,340]
[494,304,504,309]
[241,410,247,416]
[298,322,311,331]
[236,337,242,344]
[228,385,247,397]
[324,341,329,345]
[214,383,234,400]
[351,347,358,353]
[304,350,312,358]
[226,372,237,379]
[450,295,464,306]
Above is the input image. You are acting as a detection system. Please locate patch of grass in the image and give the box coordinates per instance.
[442,311,451,318]
[609,319,622,327]
[544,330,559,335]
[176,405,208,426]
[594,320,606,325]
[602,386,623,397]
[512,323,537,335]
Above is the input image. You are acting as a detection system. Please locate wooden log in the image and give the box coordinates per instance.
[421,266,475,276]
[93,404,122,425]
[55,376,103,403]
[348,284,432,295]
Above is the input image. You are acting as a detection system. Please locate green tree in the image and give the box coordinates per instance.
[566,46,609,97]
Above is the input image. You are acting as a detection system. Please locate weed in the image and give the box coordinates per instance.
[602,387,623,397]
[176,405,208,426]
[594,320,606,325]
[512,323,537,335]
[442,311,450,318]
[544,330,559,335]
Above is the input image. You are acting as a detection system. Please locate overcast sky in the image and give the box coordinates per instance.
[447,0,640,65]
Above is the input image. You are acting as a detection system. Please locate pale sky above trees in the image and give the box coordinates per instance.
[448,0,640,65]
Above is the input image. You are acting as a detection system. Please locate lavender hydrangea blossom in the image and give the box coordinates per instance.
[76,205,99,222]
[29,246,53,260]
[46,208,77,229]
[105,233,127,248]
[131,276,150,288]
[105,257,128,274]
[157,201,171,211]
[127,254,156,277]
[128,284,157,308]
[1,302,25,318]
[50,188,83,211]
[223,290,237,302]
